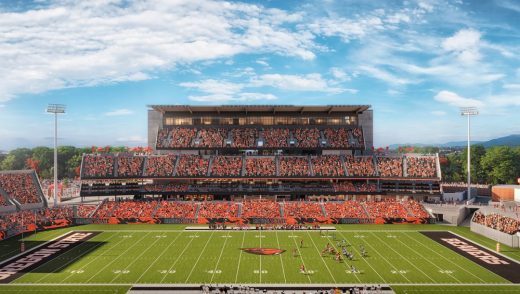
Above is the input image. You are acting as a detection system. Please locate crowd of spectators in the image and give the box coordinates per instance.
[279,157,311,176]
[0,207,73,235]
[0,195,9,206]
[473,211,520,235]
[83,155,114,178]
[245,157,276,176]
[241,200,281,218]
[211,156,243,176]
[350,128,364,147]
[407,156,437,178]
[196,128,228,148]
[262,128,289,147]
[323,128,349,148]
[176,155,209,177]
[344,156,376,176]
[145,155,176,177]
[402,200,430,218]
[377,157,403,177]
[92,201,118,218]
[77,204,97,218]
[117,156,144,177]
[364,199,411,218]
[283,201,324,218]
[231,128,258,148]
[198,201,239,218]
[324,201,368,218]
[312,155,345,176]
[156,128,198,148]
[0,172,41,204]
[154,201,197,218]
[110,200,158,218]
[293,128,320,148]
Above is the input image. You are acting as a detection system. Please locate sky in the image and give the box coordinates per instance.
[0,0,519,150]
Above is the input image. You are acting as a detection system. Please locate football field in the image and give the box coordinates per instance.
[1,224,520,293]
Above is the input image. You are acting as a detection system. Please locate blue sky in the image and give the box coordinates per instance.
[0,0,519,150]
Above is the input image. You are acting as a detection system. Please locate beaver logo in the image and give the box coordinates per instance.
[241,248,285,255]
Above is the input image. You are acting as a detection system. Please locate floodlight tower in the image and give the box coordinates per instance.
[460,107,479,200]
[46,104,66,208]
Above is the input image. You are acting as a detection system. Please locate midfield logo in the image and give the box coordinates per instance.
[241,248,285,255]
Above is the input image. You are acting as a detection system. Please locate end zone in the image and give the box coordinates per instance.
[0,231,100,283]
[420,231,520,283]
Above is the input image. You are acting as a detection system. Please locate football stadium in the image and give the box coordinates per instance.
[1,104,519,294]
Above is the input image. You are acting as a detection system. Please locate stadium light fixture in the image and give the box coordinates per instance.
[47,104,66,208]
[460,107,479,200]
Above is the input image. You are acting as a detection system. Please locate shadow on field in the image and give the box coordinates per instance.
[24,241,108,274]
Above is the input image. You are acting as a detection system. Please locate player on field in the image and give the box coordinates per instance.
[300,239,304,248]
[299,264,306,274]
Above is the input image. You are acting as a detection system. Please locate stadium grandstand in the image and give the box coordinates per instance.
[2,105,519,294]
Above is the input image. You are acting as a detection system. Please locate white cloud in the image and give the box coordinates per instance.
[180,80,244,95]
[251,73,347,93]
[0,0,317,101]
[188,92,276,103]
[503,84,520,90]
[358,65,412,85]
[434,91,484,108]
[105,108,134,116]
[330,68,350,81]
[442,29,482,63]
[431,110,447,116]
[256,60,270,67]
[116,135,146,143]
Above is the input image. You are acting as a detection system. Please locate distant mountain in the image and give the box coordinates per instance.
[481,134,520,148]
[388,134,520,149]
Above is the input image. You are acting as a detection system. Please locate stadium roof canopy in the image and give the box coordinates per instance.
[148,105,371,114]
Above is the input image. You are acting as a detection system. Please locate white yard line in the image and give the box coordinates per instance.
[345,231,411,282]
[85,232,152,283]
[135,232,184,283]
[291,233,312,283]
[59,232,129,283]
[210,232,229,283]
[369,232,436,283]
[31,232,121,284]
[259,229,262,283]
[336,231,387,283]
[184,231,215,283]
[403,232,486,283]
[305,231,337,283]
[326,233,362,283]
[159,232,199,284]
[394,233,462,284]
[274,230,287,283]
[109,234,164,283]
[234,231,246,284]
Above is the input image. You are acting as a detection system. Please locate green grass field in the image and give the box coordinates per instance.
[1,224,520,293]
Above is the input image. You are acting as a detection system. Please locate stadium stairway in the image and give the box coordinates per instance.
[237,202,243,217]
[194,202,201,218]
[207,156,214,177]
[275,156,280,177]
[340,155,349,176]
[241,155,246,176]
[150,200,161,217]
[308,155,315,176]
[403,157,409,177]
[279,202,285,217]
[172,155,180,176]
[90,199,107,218]
[360,202,371,218]
[320,202,327,217]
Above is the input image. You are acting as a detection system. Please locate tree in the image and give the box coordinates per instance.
[461,145,487,184]
[481,146,520,184]
[1,148,32,170]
